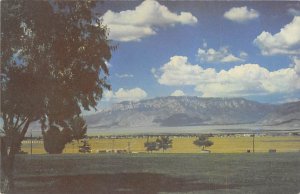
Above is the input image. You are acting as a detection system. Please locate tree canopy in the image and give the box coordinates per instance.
[193,135,214,151]
[1,0,113,191]
[43,126,73,154]
[1,1,112,131]
[69,116,88,142]
[156,136,173,152]
[144,141,159,153]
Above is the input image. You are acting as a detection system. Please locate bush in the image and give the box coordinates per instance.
[43,126,72,154]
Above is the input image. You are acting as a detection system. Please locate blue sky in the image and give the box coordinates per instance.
[92,0,300,111]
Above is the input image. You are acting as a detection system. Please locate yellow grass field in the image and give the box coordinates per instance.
[21,135,300,154]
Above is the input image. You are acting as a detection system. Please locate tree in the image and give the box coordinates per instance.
[144,141,158,153]
[156,136,173,152]
[1,1,112,191]
[69,116,87,143]
[78,139,92,153]
[43,116,87,154]
[193,135,214,151]
[43,126,72,154]
[43,126,74,154]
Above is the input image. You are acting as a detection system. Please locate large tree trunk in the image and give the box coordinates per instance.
[0,137,8,193]
[1,120,30,193]
[1,137,18,193]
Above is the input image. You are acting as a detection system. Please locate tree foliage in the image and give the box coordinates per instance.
[78,139,91,153]
[42,116,87,154]
[1,0,112,191]
[69,116,87,142]
[1,0,112,132]
[43,126,73,154]
[144,141,159,153]
[156,136,173,152]
[193,135,214,150]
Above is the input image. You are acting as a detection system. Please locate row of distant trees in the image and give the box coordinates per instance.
[144,135,214,153]
[144,136,173,153]
[20,133,213,154]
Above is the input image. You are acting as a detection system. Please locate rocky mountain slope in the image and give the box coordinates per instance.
[85,96,300,129]
[258,101,300,127]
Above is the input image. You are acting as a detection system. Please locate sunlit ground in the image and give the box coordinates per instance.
[21,135,300,154]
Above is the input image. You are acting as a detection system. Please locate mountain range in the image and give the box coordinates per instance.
[85,96,300,130]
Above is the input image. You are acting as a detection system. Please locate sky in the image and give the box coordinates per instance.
[91,0,300,111]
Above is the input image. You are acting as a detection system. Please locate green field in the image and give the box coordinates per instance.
[14,153,300,194]
[21,135,300,154]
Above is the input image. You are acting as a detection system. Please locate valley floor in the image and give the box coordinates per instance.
[21,135,300,154]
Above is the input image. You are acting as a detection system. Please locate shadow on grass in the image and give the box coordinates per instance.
[15,173,237,194]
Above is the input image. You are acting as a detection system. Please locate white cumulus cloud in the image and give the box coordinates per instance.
[197,47,245,63]
[154,56,300,97]
[171,90,185,96]
[102,0,197,42]
[224,6,259,23]
[197,64,300,97]
[104,88,147,102]
[156,56,217,86]
[254,16,300,56]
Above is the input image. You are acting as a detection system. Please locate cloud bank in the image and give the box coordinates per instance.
[104,88,147,102]
[153,56,300,97]
[102,0,197,42]
[254,16,300,56]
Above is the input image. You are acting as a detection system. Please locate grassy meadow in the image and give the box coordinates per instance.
[14,153,300,194]
[17,135,300,193]
[21,135,300,154]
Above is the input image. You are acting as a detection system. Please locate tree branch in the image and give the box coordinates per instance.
[9,114,14,126]
[19,119,31,141]
[13,115,20,129]
[3,113,8,132]
[15,118,28,131]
